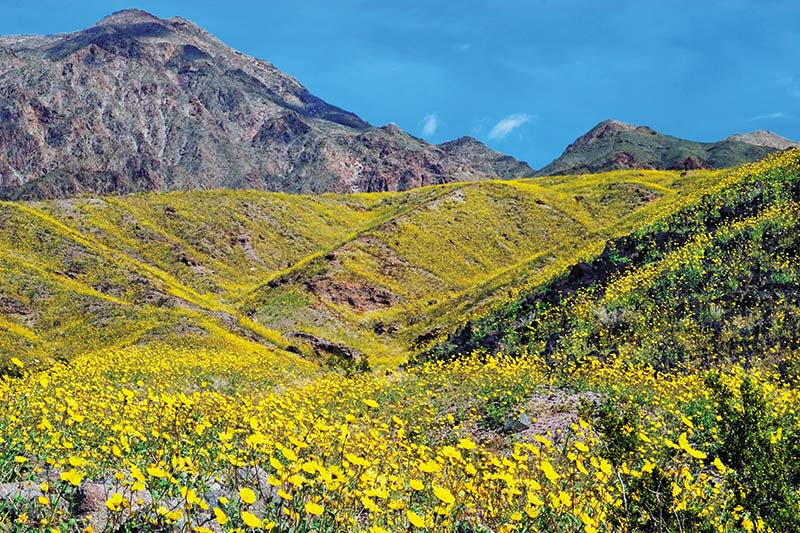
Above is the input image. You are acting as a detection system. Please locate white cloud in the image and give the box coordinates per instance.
[421,113,438,136]
[455,43,471,52]
[751,111,791,120]
[488,113,533,139]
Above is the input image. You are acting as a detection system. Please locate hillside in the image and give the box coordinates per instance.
[423,148,800,372]
[537,119,790,176]
[0,150,799,532]
[0,9,532,199]
[0,166,723,371]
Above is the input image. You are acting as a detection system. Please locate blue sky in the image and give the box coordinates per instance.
[2,0,799,168]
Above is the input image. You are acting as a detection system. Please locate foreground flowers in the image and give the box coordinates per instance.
[1,343,795,532]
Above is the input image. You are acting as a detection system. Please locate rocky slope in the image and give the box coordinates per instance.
[437,136,534,180]
[537,120,793,176]
[0,9,532,199]
[724,130,799,150]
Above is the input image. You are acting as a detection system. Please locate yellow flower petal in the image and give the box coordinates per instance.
[241,511,262,528]
[304,501,324,516]
[540,460,560,483]
[213,507,228,525]
[407,509,426,527]
[433,485,455,505]
[239,487,257,505]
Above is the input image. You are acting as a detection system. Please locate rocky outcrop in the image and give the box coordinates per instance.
[0,468,278,533]
[0,9,531,199]
[725,130,799,150]
[438,136,534,180]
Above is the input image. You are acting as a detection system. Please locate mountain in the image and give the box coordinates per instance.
[725,130,800,150]
[0,9,531,200]
[537,119,792,176]
[437,136,534,180]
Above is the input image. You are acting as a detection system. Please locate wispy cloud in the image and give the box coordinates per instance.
[488,113,533,139]
[750,111,792,120]
[455,43,471,52]
[421,113,438,136]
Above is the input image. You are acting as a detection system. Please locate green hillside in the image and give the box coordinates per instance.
[422,149,800,374]
[0,168,722,371]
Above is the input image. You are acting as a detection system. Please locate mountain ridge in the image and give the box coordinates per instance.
[537,119,795,176]
[725,129,799,150]
[0,9,794,199]
[0,9,533,199]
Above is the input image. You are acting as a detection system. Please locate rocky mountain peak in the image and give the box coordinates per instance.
[439,136,483,148]
[590,119,637,135]
[95,8,163,27]
[725,130,799,150]
[537,120,785,177]
[0,10,531,199]
[438,137,534,179]
[567,120,653,152]
[379,123,404,135]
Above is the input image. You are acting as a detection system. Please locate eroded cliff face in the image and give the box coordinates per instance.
[0,9,533,199]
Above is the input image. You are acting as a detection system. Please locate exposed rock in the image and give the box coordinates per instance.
[675,155,711,170]
[502,412,533,434]
[96,8,164,27]
[178,253,199,267]
[725,130,799,150]
[306,277,399,311]
[0,296,31,315]
[567,120,643,150]
[1,475,255,532]
[0,9,531,199]
[288,331,362,360]
[438,136,534,180]
[73,482,116,531]
[537,119,791,176]
[232,465,280,507]
[519,388,602,442]
[0,480,45,502]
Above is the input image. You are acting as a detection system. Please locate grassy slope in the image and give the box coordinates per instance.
[239,170,724,364]
[0,168,722,370]
[422,149,800,372]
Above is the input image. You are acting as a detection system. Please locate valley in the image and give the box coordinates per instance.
[0,167,722,371]
[2,149,799,531]
[2,6,800,533]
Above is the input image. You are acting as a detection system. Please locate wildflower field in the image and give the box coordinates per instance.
[0,167,721,370]
[3,341,800,532]
[2,150,800,531]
